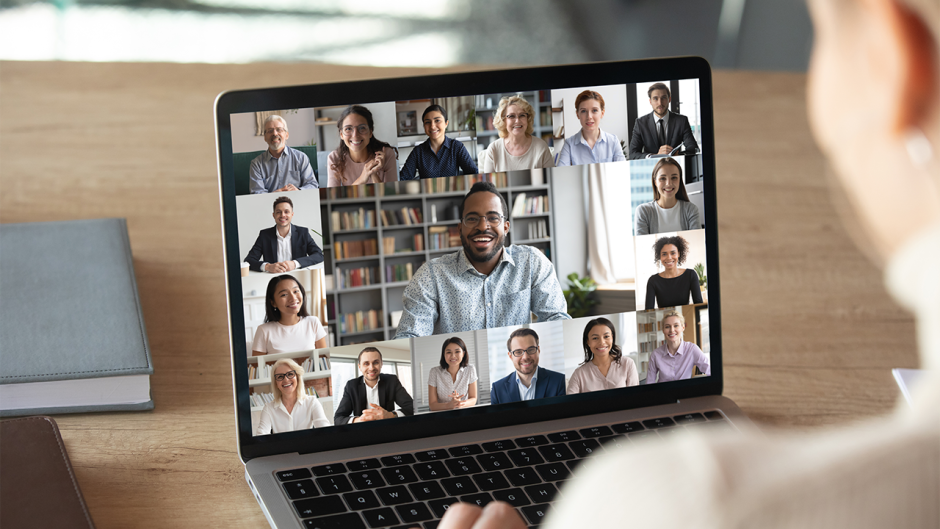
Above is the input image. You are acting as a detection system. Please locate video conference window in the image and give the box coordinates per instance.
[229,78,712,437]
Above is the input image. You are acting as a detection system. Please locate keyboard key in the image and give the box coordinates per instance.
[414,449,450,461]
[460,492,494,507]
[441,476,478,496]
[428,497,459,518]
[381,466,419,485]
[598,435,630,449]
[505,467,542,487]
[547,430,581,443]
[423,522,440,529]
[472,471,510,491]
[537,444,575,462]
[414,461,450,480]
[284,479,320,500]
[704,410,724,420]
[476,452,513,471]
[408,481,446,501]
[535,463,570,482]
[629,430,658,441]
[303,512,365,529]
[317,475,354,494]
[568,439,603,458]
[380,454,416,467]
[294,496,347,519]
[578,426,613,438]
[395,502,433,524]
[312,463,347,476]
[445,457,482,476]
[508,448,545,467]
[674,413,707,424]
[448,444,483,457]
[492,488,531,506]
[362,507,399,528]
[524,483,559,503]
[350,470,386,490]
[375,485,413,505]
[277,468,312,481]
[611,421,644,434]
[521,504,551,526]
[347,459,382,471]
[343,490,380,511]
[514,435,548,447]
[643,417,676,429]
[482,439,516,452]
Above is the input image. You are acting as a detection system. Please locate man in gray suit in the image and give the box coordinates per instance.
[628,83,699,159]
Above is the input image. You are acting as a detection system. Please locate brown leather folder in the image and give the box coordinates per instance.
[0,416,95,528]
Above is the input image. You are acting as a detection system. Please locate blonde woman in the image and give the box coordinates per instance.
[255,358,330,435]
[480,95,555,172]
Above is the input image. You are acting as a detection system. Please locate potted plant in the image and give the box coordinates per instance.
[693,263,707,302]
[563,272,599,318]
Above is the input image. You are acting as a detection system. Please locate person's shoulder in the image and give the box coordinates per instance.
[250,151,266,164]
[636,201,656,213]
[539,367,566,381]
[671,111,691,122]
[344,376,362,389]
[327,149,342,163]
[493,371,514,386]
[380,372,401,383]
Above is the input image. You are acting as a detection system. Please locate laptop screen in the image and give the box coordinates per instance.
[216,59,721,457]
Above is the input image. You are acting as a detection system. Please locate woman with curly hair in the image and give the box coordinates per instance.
[479,95,555,172]
[644,235,702,309]
[327,105,399,187]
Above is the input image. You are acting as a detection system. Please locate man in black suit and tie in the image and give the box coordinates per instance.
[244,196,323,273]
[629,82,699,160]
[334,347,415,424]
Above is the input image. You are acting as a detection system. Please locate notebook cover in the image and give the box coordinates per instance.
[0,416,96,528]
[0,219,153,414]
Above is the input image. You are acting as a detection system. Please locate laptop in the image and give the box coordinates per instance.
[215,57,753,528]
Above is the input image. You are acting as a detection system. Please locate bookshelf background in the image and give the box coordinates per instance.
[319,171,558,346]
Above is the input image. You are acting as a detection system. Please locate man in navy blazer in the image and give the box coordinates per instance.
[490,328,566,405]
[629,82,699,160]
[334,347,414,425]
[244,196,323,273]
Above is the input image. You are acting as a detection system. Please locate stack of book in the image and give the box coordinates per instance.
[380,207,423,226]
[385,262,414,283]
[335,239,378,259]
[337,266,380,289]
[331,208,377,231]
[339,310,384,334]
[428,226,461,250]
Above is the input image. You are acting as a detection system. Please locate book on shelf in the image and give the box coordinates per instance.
[335,239,378,260]
[332,209,377,231]
[309,378,330,398]
[469,173,508,187]
[339,309,384,334]
[385,262,415,283]
[326,184,383,199]
[422,176,466,194]
[382,236,395,254]
[429,226,461,250]
[380,207,423,227]
[337,265,380,289]
[527,219,548,240]
[511,193,527,217]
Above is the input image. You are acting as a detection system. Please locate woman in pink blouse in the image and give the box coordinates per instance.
[567,317,638,394]
[427,336,478,411]
[327,105,399,187]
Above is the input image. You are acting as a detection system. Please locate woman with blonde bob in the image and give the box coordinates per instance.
[255,358,330,435]
[480,95,555,172]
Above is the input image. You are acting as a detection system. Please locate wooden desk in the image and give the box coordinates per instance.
[0,62,918,528]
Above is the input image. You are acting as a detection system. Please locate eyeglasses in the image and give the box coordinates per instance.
[509,346,539,357]
[342,125,370,136]
[264,127,287,135]
[274,371,297,382]
[505,113,528,121]
[461,214,505,226]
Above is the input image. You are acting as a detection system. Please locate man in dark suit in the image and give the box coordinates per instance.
[334,347,414,425]
[490,328,566,405]
[244,196,323,273]
[628,82,699,160]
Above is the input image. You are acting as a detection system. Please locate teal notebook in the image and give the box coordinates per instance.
[0,219,154,416]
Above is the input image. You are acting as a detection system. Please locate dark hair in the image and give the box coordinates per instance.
[330,105,399,179]
[651,158,689,202]
[460,181,509,219]
[357,346,383,364]
[574,90,605,112]
[422,104,448,122]
[273,196,293,211]
[264,275,309,323]
[581,317,622,364]
[439,337,469,370]
[647,82,671,99]
[653,235,689,266]
[507,328,539,352]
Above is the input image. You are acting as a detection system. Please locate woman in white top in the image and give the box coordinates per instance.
[634,157,701,235]
[427,336,478,411]
[567,317,638,394]
[252,275,327,356]
[480,95,555,172]
[327,105,399,187]
[255,358,330,435]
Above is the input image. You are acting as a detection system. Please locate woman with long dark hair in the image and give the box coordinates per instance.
[427,336,478,411]
[566,317,638,394]
[251,275,327,356]
[634,157,701,235]
[399,104,478,180]
[327,105,399,187]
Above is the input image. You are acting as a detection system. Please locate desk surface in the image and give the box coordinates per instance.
[0,62,918,528]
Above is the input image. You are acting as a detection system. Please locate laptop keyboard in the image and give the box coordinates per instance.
[276,411,728,528]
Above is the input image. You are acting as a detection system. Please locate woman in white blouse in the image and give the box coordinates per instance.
[566,317,638,394]
[255,358,330,435]
[427,337,478,411]
[252,275,328,356]
[479,95,555,172]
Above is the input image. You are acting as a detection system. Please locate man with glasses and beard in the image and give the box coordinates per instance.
[248,115,318,194]
[395,181,570,338]
[490,328,566,405]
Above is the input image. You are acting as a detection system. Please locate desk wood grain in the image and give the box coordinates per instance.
[0,62,918,528]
